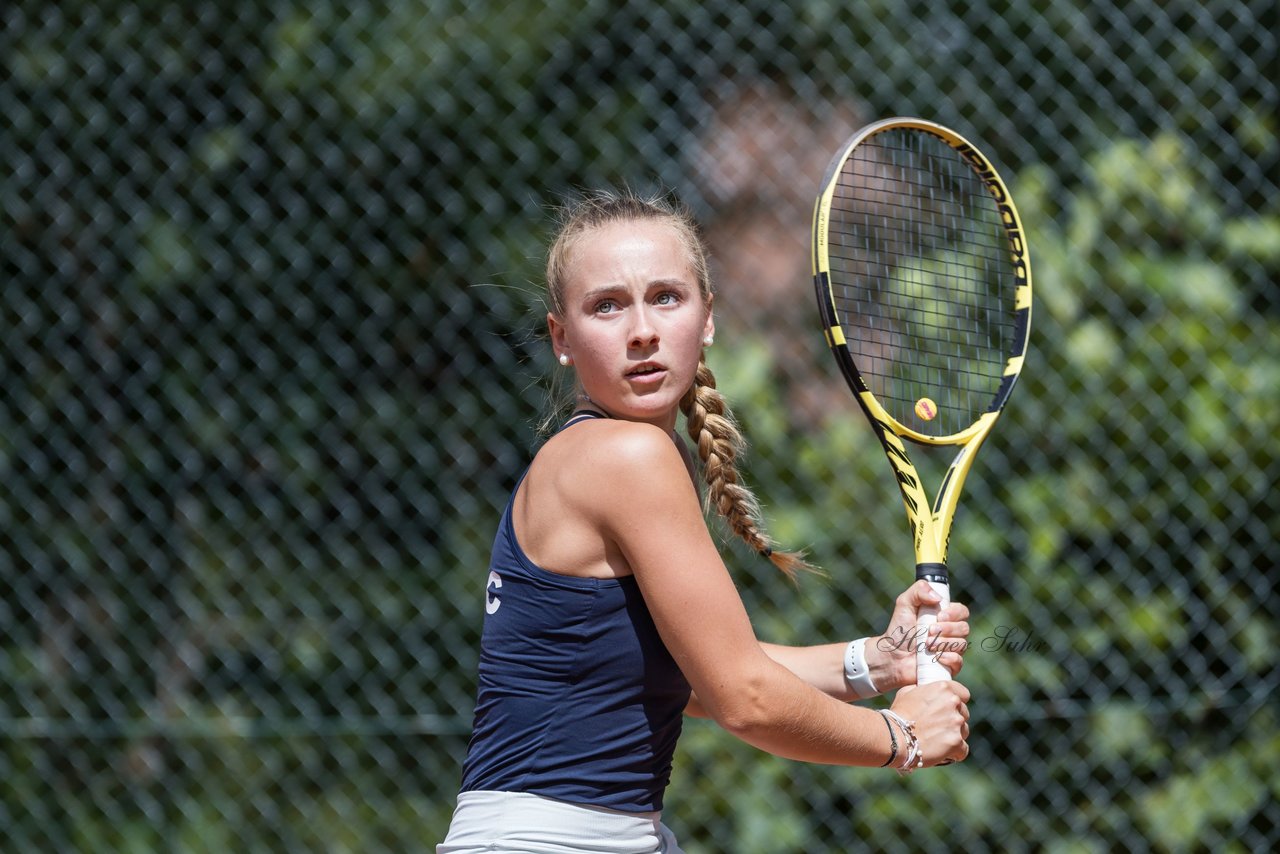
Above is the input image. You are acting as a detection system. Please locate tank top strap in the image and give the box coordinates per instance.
[558,409,609,431]
[505,410,606,507]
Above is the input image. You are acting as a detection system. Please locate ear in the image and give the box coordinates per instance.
[547,311,570,361]
[702,295,715,344]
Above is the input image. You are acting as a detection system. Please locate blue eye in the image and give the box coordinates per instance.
[655,292,678,305]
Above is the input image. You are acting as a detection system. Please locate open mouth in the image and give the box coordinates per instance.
[626,363,665,379]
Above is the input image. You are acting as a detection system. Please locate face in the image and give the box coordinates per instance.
[548,219,714,432]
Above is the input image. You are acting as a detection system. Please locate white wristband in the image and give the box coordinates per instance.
[843,637,880,700]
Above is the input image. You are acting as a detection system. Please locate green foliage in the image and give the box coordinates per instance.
[666,130,1280,847]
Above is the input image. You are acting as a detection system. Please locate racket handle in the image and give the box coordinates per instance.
[915,563,951,685]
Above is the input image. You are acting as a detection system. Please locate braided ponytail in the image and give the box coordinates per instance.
[544,187,810,577]
[680,352,813,578]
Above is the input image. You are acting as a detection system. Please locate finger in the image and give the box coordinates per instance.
[933,619,970,639]
[937,731,967,766]
[939,652,964,676]
[903,578,943,608]
[925,636,967,667]
[927,633,968,659]
[937,602,970,622]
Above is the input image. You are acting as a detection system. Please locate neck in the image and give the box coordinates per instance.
[576,395,681,437]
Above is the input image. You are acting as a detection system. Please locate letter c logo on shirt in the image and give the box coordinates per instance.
[486,571,502,614]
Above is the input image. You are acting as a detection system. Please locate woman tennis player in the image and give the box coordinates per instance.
[438,189,972,854]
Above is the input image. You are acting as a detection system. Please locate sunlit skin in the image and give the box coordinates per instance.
[547,219,714,434]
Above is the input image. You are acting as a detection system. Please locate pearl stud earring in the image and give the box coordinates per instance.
[559,353,570,366]
[703,336,714,347]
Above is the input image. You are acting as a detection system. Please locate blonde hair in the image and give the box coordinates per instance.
[545,188,810,578]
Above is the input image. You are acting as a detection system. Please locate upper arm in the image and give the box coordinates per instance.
[585,425,772,725]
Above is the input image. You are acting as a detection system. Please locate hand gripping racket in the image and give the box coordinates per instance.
[812,118,1032,685]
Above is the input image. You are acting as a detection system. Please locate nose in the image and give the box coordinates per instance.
[628,304,659,349]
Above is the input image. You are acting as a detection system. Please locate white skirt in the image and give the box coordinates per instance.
[437,790,685,854]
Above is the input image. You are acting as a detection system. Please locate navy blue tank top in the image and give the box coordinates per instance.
[458,412,691,812]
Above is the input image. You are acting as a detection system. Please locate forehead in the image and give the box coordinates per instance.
[565,218,696,284]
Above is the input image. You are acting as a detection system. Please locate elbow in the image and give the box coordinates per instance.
[709,673,777,738]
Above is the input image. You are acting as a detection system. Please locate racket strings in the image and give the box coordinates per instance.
[827,132,1016,434]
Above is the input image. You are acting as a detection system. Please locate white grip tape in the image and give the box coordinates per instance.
[915,579,951,685]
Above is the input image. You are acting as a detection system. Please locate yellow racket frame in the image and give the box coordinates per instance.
[813,118,1032,673]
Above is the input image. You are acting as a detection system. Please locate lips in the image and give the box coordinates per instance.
[626,361,666,381]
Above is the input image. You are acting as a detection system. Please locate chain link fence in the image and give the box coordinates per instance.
[2,1,1276,850]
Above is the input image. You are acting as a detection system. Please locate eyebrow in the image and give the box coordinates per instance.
[580,285,625,304]
[580,279,695,303]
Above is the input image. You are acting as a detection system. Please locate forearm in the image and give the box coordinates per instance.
[716,658,895,766]
[684,639,894,718]
[759,639,898,701]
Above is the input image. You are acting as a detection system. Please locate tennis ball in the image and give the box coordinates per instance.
[915,397,937,421]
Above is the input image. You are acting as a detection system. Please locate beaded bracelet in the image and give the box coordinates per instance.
[880,709,923,775]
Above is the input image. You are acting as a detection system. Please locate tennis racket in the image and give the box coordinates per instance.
[812,118,1032,685]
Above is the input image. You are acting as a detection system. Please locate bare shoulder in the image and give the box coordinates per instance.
[530,418,695,522]
[513,418,702,578]
[547,418,689,486]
